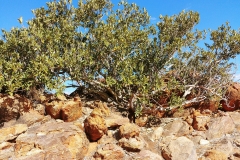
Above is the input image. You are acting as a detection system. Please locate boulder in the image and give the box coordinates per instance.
[105,113,129,128]
[206,115,235,140]
[119,123,140,138]
[162,136,197,160]
[45,97,82,122]
[45,100,64,119]
[84,113,108,141]
[220,82,240,111]
[150,127,164,141]
[198,99,219,112]
[0,142,15,160]
[212,139,234,157]
[0,94,32,123]
[93,143,125,160]
[118,136,145,152]
[91,101,110,117]
[61,97,82,122]
[14,120,89,159]
[162,119,193,137]
[192,114,210,131]
[0,124,28,143]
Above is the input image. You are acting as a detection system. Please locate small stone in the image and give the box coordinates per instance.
[200,139,210,145]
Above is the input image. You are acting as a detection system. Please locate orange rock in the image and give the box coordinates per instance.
[45,97,82,122]
[61,98,82,122]
[45,100,63,119]
[119,123,140,139]
[84,114,108,141]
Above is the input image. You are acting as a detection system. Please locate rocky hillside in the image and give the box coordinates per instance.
[0,83,240,160]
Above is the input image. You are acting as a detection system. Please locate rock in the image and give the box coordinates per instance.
[151,127,164,141]
[0,94,32,123]
[84,113,108,141]
[198,99,219,112]
[0,124,28,143]
[192,115,210,131]
[220,82,240,111]
[231,111,240,132]
[33,103,45,115]
[93,143,125,160]
[98,135,118,145]
[0,142,15,160]
[2,110,47,128]
[45,100,64,119]
[118,136,145,152]
[119,123,140,138]
[206,115,235,140]
[202,150,228,160]
[45,97,82,122]
[212,139,234,157]
[61,97,82,122]
[105,113,129,128]
[14,120,89,159]
[172,108,192,118]
[135,115,149,127]
[234,138,240,147]
[162,136,197,160]
[91,101,110,117]
[162,119,193,137]
[14,110,46,127]
[135,150,164,160]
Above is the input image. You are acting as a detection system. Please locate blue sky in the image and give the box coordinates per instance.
[0,0,240,93]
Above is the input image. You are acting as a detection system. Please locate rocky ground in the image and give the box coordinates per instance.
[0,84,240,160]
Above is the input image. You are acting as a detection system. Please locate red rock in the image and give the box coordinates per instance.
[198,99,219,112]
[0,94,32,123]
[220,82,240,111]
[192,113,210,131]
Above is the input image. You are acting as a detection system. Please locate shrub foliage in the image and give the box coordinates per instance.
[1,0,240,114]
